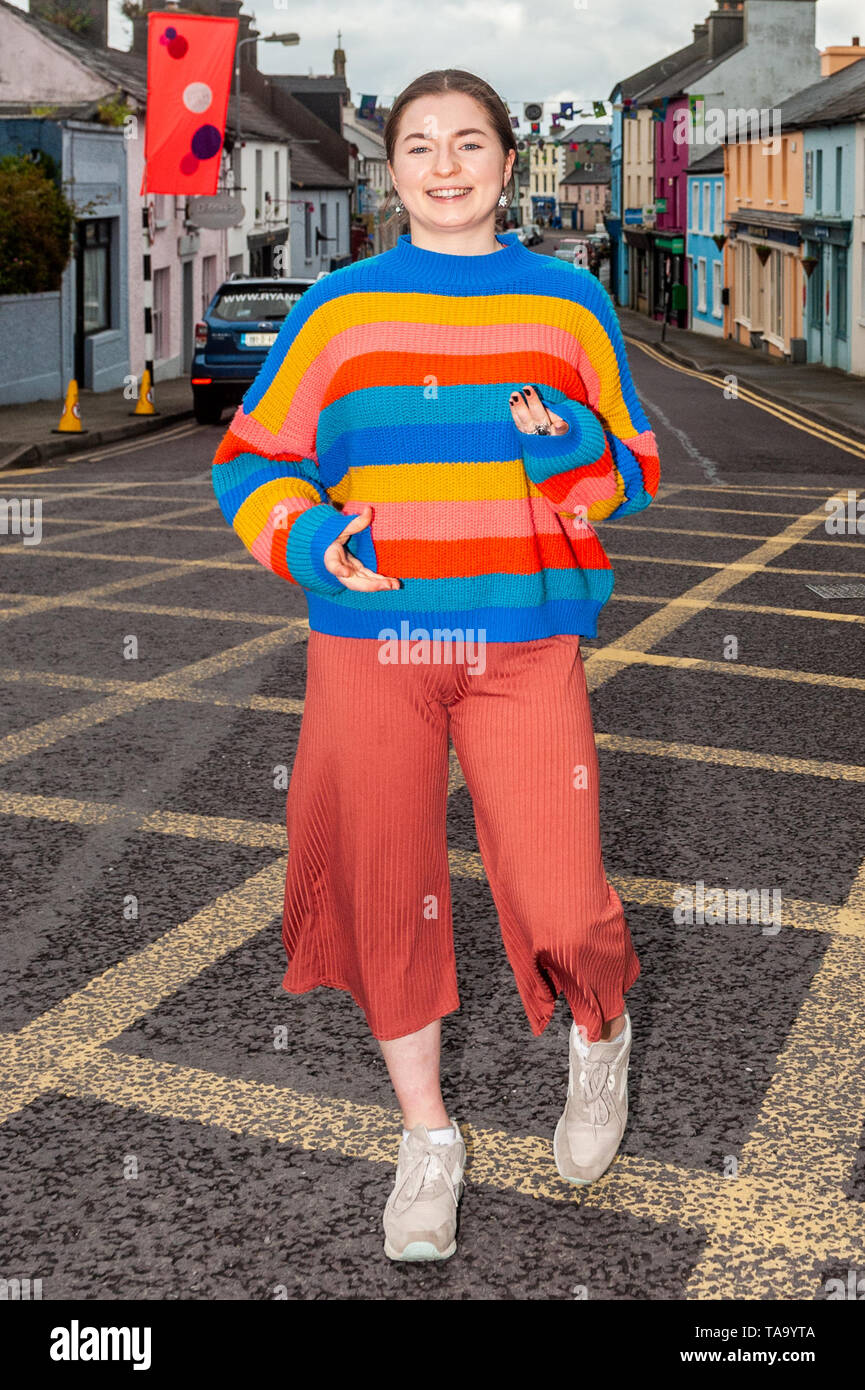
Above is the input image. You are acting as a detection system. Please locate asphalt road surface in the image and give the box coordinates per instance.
[1,274,864,1302]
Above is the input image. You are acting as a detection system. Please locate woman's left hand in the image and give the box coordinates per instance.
[508,385,570,436]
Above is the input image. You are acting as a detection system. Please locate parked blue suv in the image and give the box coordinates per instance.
[191,274,320,425]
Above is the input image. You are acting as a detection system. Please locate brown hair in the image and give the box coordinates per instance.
[379,69,518,234]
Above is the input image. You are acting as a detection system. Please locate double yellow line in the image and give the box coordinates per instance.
[63,420,203,465]
[626,334,865,462]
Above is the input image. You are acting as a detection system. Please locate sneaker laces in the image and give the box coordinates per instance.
[390,1144,459,1216]
[574,1058,615,1130]
[572,1050,620,1128]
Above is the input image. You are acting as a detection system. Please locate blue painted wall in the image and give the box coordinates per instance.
[685,170,725,335]
[802,124,855,373]
[0,117,129,402]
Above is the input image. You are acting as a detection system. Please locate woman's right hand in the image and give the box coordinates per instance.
[322,506,401,591]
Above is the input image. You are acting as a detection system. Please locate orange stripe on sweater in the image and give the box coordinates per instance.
[324,349,590,407]
[374,531,612,579]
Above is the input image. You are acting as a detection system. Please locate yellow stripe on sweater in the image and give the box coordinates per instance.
[233,477,323,548]
[327,459,540,505]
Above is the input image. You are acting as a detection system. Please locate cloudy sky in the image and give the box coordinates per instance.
[16,0,865,117]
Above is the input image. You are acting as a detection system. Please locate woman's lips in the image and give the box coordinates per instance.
[426,188,472,200]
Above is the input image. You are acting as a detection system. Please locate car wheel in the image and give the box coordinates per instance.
[193,389,224,426]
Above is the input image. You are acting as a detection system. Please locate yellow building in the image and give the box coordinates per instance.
[525,138,565,224]
[622,109,657,312]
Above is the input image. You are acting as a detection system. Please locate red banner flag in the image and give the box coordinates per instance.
[141,12,238,195]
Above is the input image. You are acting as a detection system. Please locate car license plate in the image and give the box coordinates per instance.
[242,332,277,347]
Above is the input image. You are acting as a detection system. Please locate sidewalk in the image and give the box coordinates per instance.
[0,376,195,470]
[616,307,865,443]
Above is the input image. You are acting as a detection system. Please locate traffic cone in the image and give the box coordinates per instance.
[52,379,87,434]
[130,368,157,416]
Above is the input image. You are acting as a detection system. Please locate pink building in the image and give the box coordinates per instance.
[125,127,228,383]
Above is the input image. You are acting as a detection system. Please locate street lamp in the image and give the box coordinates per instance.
[234,32,300,159]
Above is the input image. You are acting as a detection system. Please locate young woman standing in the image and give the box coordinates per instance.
[212,70,660,1264]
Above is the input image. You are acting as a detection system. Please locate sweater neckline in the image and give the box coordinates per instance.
[390,230,533,285]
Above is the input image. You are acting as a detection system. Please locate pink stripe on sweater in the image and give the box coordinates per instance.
[326,318,586,387]
[249,498,313,569]
[341,496,568,541]
[626,429,658,458]
[230,375,323,456]
[558,468,622,515]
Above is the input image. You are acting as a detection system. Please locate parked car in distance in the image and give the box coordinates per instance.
[190,275,319,425]
[512,226,529,244]
[553,238,583,263]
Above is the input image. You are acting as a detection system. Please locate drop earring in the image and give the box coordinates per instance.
[497,190,508,207]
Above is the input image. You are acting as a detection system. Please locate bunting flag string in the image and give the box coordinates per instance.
[351,97,613,123]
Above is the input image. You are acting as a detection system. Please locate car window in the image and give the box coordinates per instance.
[211,288,307,322]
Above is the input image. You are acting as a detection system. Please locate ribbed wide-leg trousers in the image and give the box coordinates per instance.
[281,630,640,1042]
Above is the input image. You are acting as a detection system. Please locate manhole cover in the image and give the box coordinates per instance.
[805,582,865,599]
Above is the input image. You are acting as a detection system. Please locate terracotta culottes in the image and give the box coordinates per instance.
[280,629,640,1042]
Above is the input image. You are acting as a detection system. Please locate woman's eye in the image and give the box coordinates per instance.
[407,142,482,154]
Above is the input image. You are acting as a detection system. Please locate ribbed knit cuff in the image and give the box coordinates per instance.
[517,399,606,485]
[285,505,377,596]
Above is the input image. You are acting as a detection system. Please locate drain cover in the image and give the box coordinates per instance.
[805,582,865,599]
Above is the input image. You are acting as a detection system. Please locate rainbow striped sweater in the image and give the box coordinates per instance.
[212,231,660,642]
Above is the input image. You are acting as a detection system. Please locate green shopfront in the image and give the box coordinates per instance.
[651,231,686,326]
[802,219,852,372]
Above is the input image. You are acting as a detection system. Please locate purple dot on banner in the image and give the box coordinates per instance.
[167,35,188,58]
[164,26,176,38]
[180,152,199,175]
[191,124,222,159]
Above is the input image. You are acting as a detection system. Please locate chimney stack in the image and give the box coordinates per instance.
[820,35,865,77]
[706,2,744,60]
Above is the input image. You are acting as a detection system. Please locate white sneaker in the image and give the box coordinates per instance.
[382,1120,466,1261]
[553,1010,631,1184]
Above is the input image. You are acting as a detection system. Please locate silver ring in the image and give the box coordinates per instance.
[532,424,552,435]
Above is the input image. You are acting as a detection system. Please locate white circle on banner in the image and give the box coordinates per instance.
[183,83,213,114]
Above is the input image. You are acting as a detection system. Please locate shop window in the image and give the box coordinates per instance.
[697,256,707,312]
[79,219,112,334]
[153,266,170,361]
[740,242,751,320]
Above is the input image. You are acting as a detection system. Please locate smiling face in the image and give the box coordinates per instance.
[387,91,516,239]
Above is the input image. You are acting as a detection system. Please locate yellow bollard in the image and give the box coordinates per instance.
[53,379,87,433]
[131,368,156,416]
